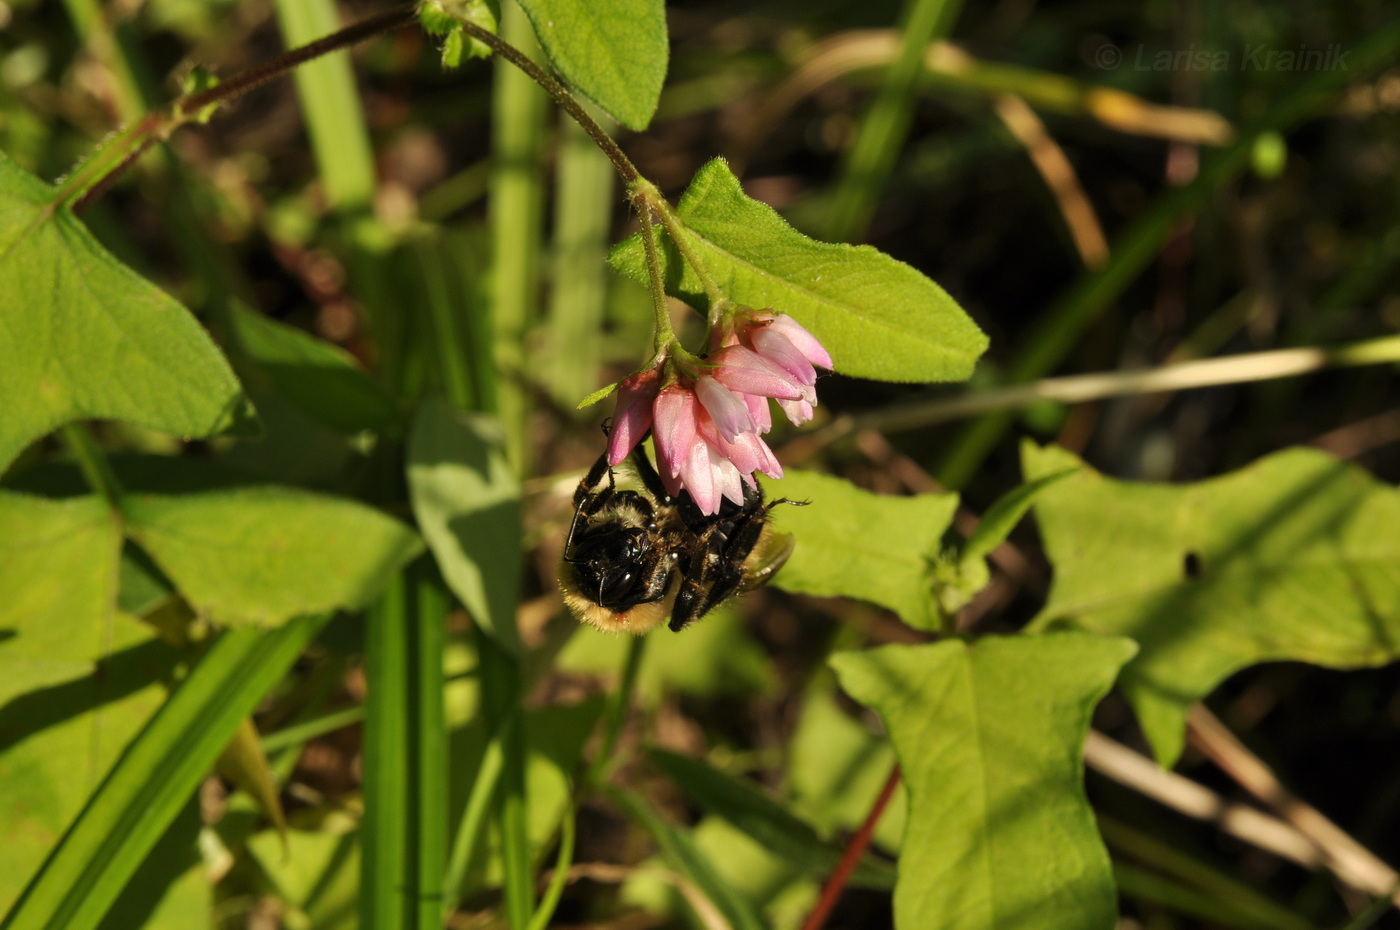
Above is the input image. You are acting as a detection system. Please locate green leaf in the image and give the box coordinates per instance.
[962,467,1078,564]
[231,305,398,434]
[648,748,896,890]
[610,159,988,382]
[2,616,327,930]
[0,152,255,473]
[1024,442,1400,766]
[830,633,1137,930]
[763,470,958,630]
[122,488,422,627]
[514,0,667,130]
[0,496,181,913]
[407,399,523,653]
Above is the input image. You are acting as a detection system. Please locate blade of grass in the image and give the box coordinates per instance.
[272,0,376,212]
[823,0,966,242]
[478,627,532,928]
[361,569,411,930]
[935,11,1400,488]
[1098,817,1314,930]
[489,1,550,474]
[411,564,449,930]
[442,720,505,916]
[544,108,615,409]
[1,615,327,930]
[608,786,766,930]
[525,798,577,930]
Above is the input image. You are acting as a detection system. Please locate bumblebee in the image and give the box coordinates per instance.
[560,444,801,633]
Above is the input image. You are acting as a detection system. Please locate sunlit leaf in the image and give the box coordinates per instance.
[610,159,988,382]
[514,0,668,130]
[122,488,422,627]
[407,399,523,653]
[1025,441,1400,766]
[3,616,326,930]
[764,470,957,630]
[831,633,1136,930]
[0,152,255,473]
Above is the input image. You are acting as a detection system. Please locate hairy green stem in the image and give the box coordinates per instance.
[58,4,417,211]
[634,182,727,312]
[587,636,647,787]
[636,206,680,356]
[454,18,640,185]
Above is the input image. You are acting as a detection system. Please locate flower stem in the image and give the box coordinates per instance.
[61,423,125,510]
[636,204,679,355]
[633,181,727,313]
[453,18,640,185]
[56,3,419,210]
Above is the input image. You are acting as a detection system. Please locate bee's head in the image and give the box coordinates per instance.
[567,522,651,607]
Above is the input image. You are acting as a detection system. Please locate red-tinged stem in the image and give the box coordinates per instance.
[800,764,902,930]
[61,4,418,211]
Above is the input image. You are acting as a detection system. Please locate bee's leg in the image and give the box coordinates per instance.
[628,443,670,502]
[565,454,614,559]
[668,546,711,632]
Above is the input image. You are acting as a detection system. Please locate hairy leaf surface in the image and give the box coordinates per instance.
[831,634,1135,930]
[764,470,957,630]
[123,488,422,627]
[514,0,668,130]
[0,153,254,472]
[1025,442,1400,765]
[611,159,987,381]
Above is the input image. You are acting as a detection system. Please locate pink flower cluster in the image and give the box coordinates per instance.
[606,311,833,514]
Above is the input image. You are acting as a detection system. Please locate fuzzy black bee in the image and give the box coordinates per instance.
[560,444,801,633]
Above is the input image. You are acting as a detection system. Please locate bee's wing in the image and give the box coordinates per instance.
[740,530,796,592]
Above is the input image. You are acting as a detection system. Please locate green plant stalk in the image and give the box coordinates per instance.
[488,2,549,475]
[260,705,365,753]
[441,725,505,916]
[524,802,577,930]
[586,636,647,786]
[411,567,449,930]
[936,11,1400,488]
[545,111,615,406]
[824,0,966,242]
[361,571,411,930]
[59,424,124,510]
[418,237,477,410]
[272,0,378,212]
[478,626,532,928]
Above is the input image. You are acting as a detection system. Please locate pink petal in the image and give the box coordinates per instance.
[749,325,816,387]
[606,370,660,466]
[742,391,772,434]
[695,376,754,443]
[778,397,815,426]
[680,438,718,514]
[711,447,745,507]
[709,345,805,401]
[769,315,833,370]
[653,385,698,478]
